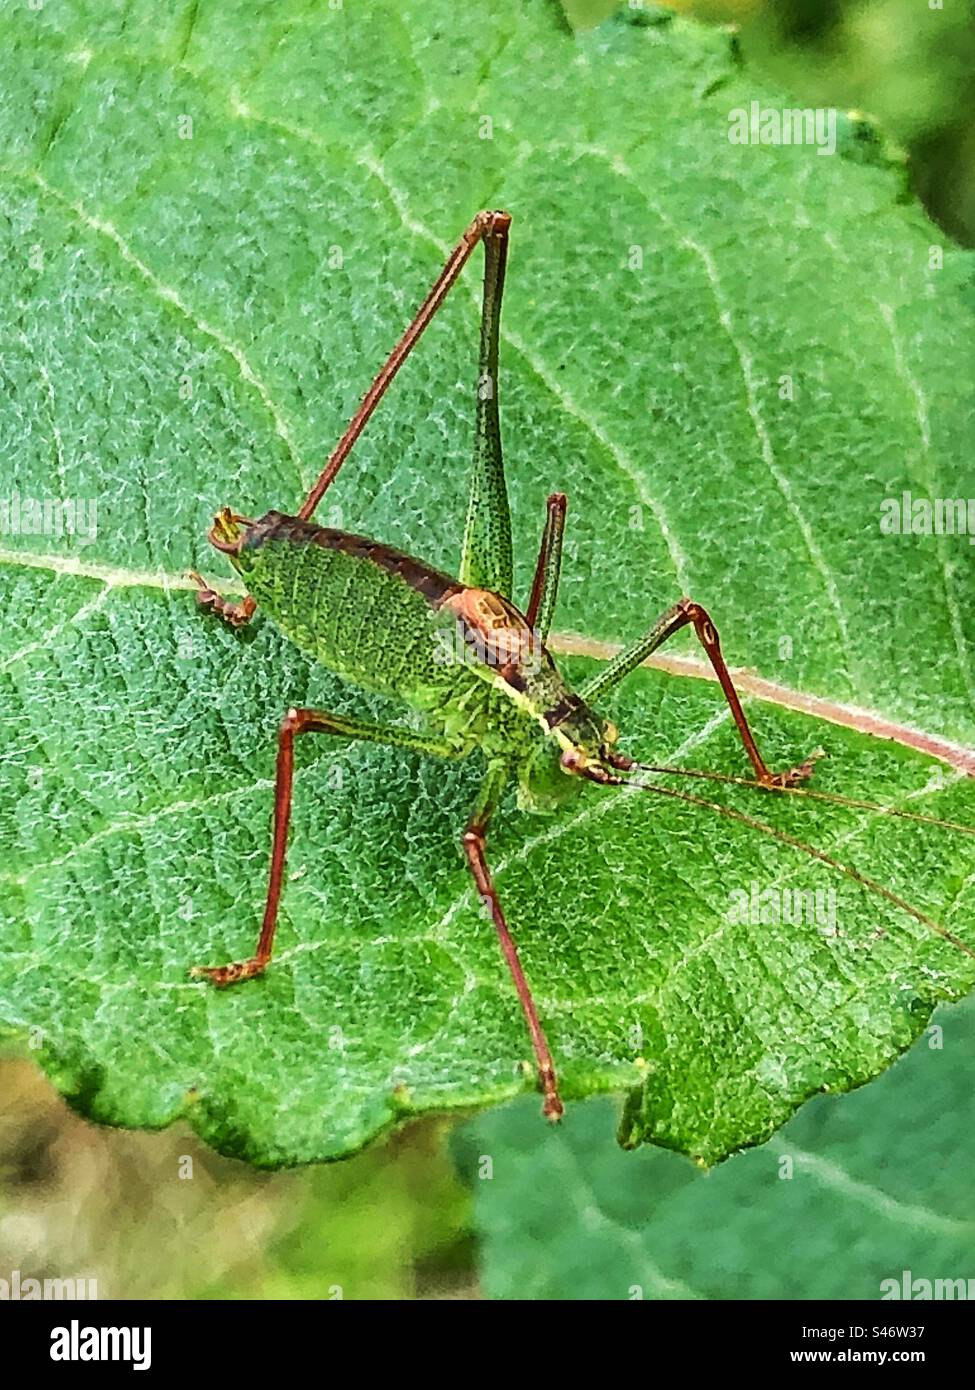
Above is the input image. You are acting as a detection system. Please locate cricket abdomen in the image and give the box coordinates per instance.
[233,512,498,735]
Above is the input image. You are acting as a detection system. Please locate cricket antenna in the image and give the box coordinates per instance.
[581,764,975,960]
[608,756,975,839]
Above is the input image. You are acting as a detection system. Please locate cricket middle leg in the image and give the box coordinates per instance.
[462,763,563,1121]
[191,708,457,985]
[581,598,818,788]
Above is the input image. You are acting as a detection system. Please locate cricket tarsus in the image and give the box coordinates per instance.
[187,571,256,628]
[191,208,974,1126]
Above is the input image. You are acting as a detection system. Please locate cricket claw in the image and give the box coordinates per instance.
[539,1065,564,1122]
[543,1093,564,1123]
[188,571,216,605]
[767,749,825,789]
[190,957,267,987]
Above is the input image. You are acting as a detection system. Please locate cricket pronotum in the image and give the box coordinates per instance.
[189,210,975,1122]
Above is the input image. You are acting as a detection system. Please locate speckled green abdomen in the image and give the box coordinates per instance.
[233,512,488,718]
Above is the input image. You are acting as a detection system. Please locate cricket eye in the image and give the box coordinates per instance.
[560,748,585,775]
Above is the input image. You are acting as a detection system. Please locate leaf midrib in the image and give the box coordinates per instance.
[3,542,974,776]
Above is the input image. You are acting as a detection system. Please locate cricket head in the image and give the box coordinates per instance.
[518,695,622,812]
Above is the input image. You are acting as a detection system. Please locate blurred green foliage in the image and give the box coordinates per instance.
[0,1057,473,1299]
[564,0,975,243]
[7,991,972,1299]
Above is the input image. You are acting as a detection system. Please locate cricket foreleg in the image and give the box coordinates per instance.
[191,709,457,987]
[188,572,257,628]
[463,765,563,1121]
[525,492,567,640]
[582,598,817,789]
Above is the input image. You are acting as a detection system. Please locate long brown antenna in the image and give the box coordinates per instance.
[586,765,975,960]
[612,759,975,838]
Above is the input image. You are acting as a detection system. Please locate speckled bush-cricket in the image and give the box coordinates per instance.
[190,210,975,1121]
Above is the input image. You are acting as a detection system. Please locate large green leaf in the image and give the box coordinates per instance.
[1,1,974,1165]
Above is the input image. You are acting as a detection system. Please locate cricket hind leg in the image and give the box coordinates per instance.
[192,212,514,627]
[297,210,514,530]
[582,597,818,788]
[458,213,514,598]
[462,763,563,1120]
[191,708,458,986]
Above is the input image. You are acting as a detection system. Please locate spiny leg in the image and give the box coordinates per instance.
[462,763,563,1120]
[581,597,816,788]
[525,492,567,639]
[191,709,457,986]
[299,210,514,525]
[458,213,513,598]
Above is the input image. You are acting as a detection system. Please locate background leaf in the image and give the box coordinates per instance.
[1,1,974,1165]
[459,993,975,1300]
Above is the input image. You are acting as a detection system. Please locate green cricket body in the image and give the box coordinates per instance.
[223,509,617,811]
[191,208,836,1122]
